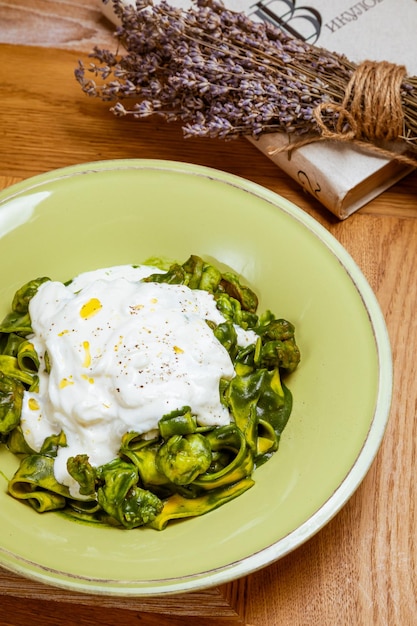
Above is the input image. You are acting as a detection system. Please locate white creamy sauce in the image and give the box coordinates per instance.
[21,265,257,497]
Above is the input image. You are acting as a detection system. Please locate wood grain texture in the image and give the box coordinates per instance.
[0,0,116,52]
[0,595,247,626]
[0,3,417,624]
[0,566,242,619]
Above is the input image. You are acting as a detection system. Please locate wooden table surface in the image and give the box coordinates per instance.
[0,2,417,625]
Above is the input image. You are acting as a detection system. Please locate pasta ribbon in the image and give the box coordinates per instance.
[8,455,69,512]
[148,478,255,531]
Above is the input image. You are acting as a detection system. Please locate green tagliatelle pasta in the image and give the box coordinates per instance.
[0,255,300,530]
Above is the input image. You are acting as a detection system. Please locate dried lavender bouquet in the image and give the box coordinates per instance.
[75,0,417,163]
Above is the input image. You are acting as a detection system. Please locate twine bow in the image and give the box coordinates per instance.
[315,60,406,143]
[270,60,417,166]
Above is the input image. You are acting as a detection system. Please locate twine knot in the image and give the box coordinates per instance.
[268,59,417,167]
[314,60,406,143]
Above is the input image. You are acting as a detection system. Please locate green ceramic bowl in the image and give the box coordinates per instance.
[0,159,392,595]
